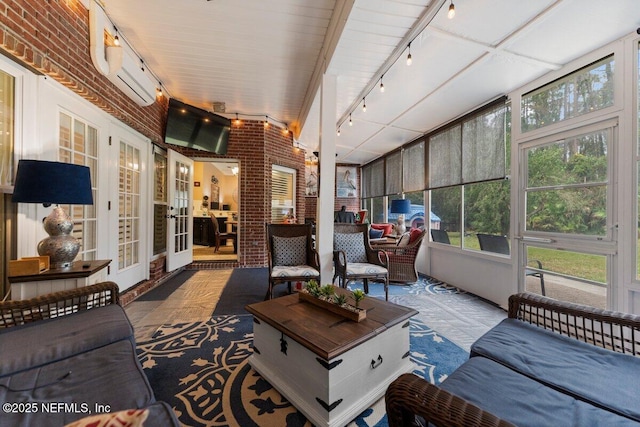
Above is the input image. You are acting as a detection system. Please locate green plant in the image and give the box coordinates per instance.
[305,280,320,297]
[320,284,335,299]
[334,294,348,306]
[352,289,366,308]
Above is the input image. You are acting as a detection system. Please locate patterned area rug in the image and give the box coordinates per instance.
[137,295,468,427]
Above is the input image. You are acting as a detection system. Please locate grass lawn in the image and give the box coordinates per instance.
[444,232,607,283]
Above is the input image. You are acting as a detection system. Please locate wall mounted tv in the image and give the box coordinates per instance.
[164,98,231,155]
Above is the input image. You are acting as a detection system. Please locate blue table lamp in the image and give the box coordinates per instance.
[390,198,411,235]
[12,160,93,268]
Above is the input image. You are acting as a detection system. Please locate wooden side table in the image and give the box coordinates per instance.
[8,259,111,300]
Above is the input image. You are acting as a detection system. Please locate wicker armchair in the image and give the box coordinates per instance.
[266,223,320,300]
[0,281,120,328]
[333,223,389,300]
[385,292,640,426]
[384,229,427,283]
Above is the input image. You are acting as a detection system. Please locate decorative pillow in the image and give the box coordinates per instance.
[369,228,384,239]
[272,235,307,266]
[409,227,423,244]
[371,223,393,236]
[65,408,149,427]
[334,232,368,263]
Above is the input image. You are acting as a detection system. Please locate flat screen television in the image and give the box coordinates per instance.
[164,98,231,155]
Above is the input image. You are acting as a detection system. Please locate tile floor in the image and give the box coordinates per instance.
[125,269,508,351]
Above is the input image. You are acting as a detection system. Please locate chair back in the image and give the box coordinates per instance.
[430,229,450,244]
[267,223,315,266]
[477,233,510,255]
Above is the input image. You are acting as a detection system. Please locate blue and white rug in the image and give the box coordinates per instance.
[137,307,468,426]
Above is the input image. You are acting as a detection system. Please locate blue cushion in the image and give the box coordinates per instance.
[441,357,638,427]
[470,318,640,422]
[369,228,384,239]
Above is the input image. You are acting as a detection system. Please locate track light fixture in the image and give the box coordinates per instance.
[337,127,341,136]
[264,116,269,128]
[234,113,241,126]
[406,43,412,66]
[349,113,353,126]
[156,83,163,97]
[380,75,385,93]
[362,97,367,112]
[113,28,120,46]
[448,1,456,19]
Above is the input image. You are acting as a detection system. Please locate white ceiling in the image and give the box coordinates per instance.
[102,0,640,165]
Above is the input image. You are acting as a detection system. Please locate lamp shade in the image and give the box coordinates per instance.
[12,160,93,205]
[390,198,411,214]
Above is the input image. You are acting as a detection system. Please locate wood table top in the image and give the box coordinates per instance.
[245,289,418,360]
[8,259,111,283]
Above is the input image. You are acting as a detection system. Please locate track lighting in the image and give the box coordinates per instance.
[156,83,163,98]
[113,26,120,46]
[349,113,353,126]
[362,97,367,112]
[264,116,269,128]
[406,43,412,66]
[337,127,341,136]
[234,113,241,126]
[448,1,455,19]
[380,75,385,93]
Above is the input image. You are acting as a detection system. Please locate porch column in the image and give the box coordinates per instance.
[316,73,337,285]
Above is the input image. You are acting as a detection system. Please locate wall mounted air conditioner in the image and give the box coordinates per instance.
[89,0,156,107]
[106,46,157,107]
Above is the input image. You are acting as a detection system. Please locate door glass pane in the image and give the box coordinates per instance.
[173,160,191,253]
[525,129,609,236]
[0,70,14,186]
[118,141,141,269]
[525,246,606,309]
[59,113,98,261]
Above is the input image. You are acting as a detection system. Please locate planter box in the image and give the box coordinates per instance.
[299,291,366,322]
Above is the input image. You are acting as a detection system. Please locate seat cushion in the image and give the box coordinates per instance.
[0,339,155,427]
[334,232,367,263]
[441,356,638,427]
[0,305,133,376]
[470,318,640,422]
[272,235,307,266]
[271,265,319,278]
[345,263,387,276]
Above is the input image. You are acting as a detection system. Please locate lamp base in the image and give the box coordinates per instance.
[37,206,80,269]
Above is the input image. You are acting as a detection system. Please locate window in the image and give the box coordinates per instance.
[521,55,614,132]
[59,112,98,261]
[0,70,15,188]
[153,149,167,255]
[271,165,296,223]
[524,129,609,236]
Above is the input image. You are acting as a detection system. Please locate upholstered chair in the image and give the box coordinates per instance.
[333,223,389,300]
[266,223,320,300]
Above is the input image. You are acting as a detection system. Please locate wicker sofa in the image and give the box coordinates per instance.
[0,282,179,427]
[385,292,640,427]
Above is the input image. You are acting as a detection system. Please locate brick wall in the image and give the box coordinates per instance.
[304,163,361,220]
[0,0,167,144]
[160,120,305,267]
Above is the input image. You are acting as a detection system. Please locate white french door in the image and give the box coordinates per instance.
[518,121,617,308]
[166,149,193,271]
[108,126,149,288]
